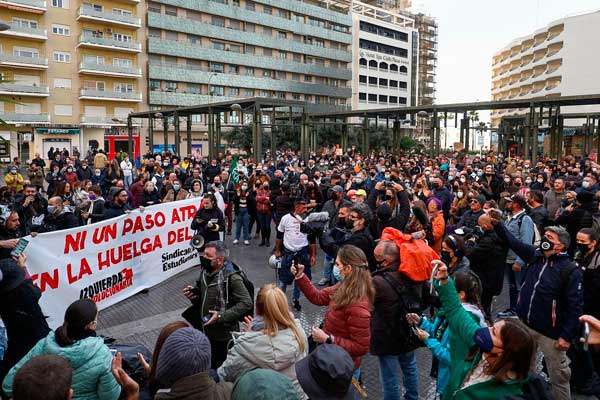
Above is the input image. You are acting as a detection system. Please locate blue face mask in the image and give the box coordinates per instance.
[333,266,345,282]
[474,327,494,353]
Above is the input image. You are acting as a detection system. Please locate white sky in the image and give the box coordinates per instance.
[409,0,600,123]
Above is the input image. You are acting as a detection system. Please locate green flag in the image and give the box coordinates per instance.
[228,155,239,187]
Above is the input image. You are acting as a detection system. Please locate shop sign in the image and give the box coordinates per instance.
[35,128,80,135]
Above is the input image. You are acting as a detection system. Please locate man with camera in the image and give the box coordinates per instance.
[275,199,316,311]
[13,184,47,235]
[182,241,252,369]
[190,193,225,246]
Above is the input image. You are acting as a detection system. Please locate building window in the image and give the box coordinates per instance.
[263,27,272,36]
[276,70,286,79]
[149,80,160,91]
[54,105,72,116]
[359,39,408,58]
[229,20,241,30]
[83,80,105,90]
[165,81,177,91]
[399,65,408,73]
[245,67,254,76]
[212,42,225,50]
[259,90,269,97]
[245,22,255,32]
[359,75,367,84]
[368,60,377,68]
[53,78,71,89]
[278,51,287,60]
[389,80,398,88]
[52,24,70,36]
[51,0,69,8]
[359,58,367,66]
[188,34,200,44]
[210,63,224,73]
[262,70,271,77]
[228,65,238,74]
[379,78,388,87]
[399,81,407,89]
[263,5,272,14]
[379,62,388,70]
[368,93,377,102]
[229,87,239,96]
[246,0,255,11]
[278,31,287,39]
[187,84,200,94]
[165,31,177,41]
[245,45,255,54]
[293,54,302,62]
[278,9,288,18]
[263,48,272,57]
[389,96,398,104]
[164,5,176,15]
[292,73,300,81]
[53,51,71,63]
[148,2,160,12]
[211,86,224,96]
[379,95,387,103]
[84,54,104,64]
[399,97,407,104]
[368,76,377,86]
[390,64,398,72]
[149,28,161,39]
[211,16,225,27]
[114,83,133,93]
[245,88,254,97]
[229,45,241,53]
[304,75,312,82]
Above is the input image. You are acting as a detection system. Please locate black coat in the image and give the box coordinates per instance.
[141,189,161,207]
[555,202,596,250]
[191,207,225,244]
[320,227,376,271]
[465,229,508,296]
[45,210,80,232]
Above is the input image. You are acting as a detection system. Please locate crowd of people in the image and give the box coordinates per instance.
[1,146,600,399]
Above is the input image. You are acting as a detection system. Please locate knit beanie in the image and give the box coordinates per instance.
[155,327,211,387]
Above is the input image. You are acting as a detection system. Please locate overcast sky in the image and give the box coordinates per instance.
[409,0,600,122]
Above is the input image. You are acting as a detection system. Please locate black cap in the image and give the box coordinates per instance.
[295,344,356,400]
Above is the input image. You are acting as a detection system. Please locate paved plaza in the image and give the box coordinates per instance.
[97,233,593,399]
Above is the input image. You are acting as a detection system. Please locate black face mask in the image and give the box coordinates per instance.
[330,191,339,200]
[577,243,592,255]
[433,182,441,189]
[441,250,452,265]
[200,256,215,271]
[539,237,555,253]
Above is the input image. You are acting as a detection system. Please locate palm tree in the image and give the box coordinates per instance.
[468,111,479,149]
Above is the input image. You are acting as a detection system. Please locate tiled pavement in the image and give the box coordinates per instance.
[98,232,594,399]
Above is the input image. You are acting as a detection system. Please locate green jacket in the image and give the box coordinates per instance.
[194,261,253,341]
[436,280,526,400]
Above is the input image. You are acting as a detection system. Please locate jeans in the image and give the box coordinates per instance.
[322,255,334,283]
[507,263,524,311]
[235,208,249,241]
[225,202,233,233]
[257,212,271,241]
[278,246,311,301]
[527,326,571,400]
[123,174,132,189]
[378,352,419,400]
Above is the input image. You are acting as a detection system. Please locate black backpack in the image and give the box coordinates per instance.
[229,262,255,322]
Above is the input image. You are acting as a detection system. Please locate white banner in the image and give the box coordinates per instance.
[24,198,202,328]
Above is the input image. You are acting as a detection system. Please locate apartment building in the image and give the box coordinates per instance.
[351,0,417,111]
[414,12,436,106]
[491,10,600,128]
[0,0,145,162]
[145,0,353,152]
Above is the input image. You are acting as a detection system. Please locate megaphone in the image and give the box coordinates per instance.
[268,254,282,270]
[189,234,205,250]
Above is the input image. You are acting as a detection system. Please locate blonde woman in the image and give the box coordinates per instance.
[292,245,373,374]
[217,284,308,398]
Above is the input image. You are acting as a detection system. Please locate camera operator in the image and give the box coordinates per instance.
[191,193,225,247]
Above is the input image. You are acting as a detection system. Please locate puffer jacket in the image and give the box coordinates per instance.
[296,274,370,368]
[255,187,271,214]
[456,209,485,230]
[2,331,120,400]
[495,223,583,341]
[419,304,486,394]
[217,319,308,399]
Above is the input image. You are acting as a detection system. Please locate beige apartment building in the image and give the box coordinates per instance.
[0,0,146,162]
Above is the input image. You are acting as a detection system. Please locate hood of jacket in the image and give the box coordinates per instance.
[155,372,231,400]
[462,303,487,328]
[230,320,305,371]
[41,331,108,369]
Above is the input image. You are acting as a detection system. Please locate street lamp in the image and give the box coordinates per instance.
[0,22,10,32]
[230,103,242,125]
[417,110,428,141]
[207,72,218,104]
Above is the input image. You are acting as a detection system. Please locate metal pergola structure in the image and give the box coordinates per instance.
[126,94,600,161]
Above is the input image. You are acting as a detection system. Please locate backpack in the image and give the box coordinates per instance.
[517,213,540,247]
[379,272,425,352]
[380,227,439,281]
[500,373,553,400]
[229,262,255,322]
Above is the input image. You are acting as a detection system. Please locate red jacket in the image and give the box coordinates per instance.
[256,187,271,214]
[296,274,371,368]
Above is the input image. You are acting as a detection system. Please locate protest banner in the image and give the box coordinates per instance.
[24,198,201,328]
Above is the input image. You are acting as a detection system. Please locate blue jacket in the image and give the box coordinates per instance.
[504,210,535,267]
[2,331,121,400]
[495,224,583,341]
[419,303,485,394]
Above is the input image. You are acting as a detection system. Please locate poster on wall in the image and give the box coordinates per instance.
[153,144,177,154]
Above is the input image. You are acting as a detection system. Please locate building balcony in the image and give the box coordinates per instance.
[78,34,141,53]
[0,53,48,69]
[148,63,351,98]
[0,0,46,12]
[0,21,47,40]
[79,88,142,102]
[149,91,237,106]
[79,61,141,78]
[0,112,50,124]
[146,0,351,44]
[77,5,141,28]
[80,115,140,126]
[0,83,49,96]
[147,37,351,81]
[147,12,351,62]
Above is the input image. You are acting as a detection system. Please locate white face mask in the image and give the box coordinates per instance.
[504,177,510,183]
[457,191,464,199]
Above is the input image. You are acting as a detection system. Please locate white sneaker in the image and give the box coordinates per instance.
[244,240,250,245]
[233,240,239,245]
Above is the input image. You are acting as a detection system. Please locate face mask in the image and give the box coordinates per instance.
[355,178,363,184]
[52,172,57,177]
[384,174,391,180]
[525,179,532,185]
[448,175,454,181]
[578,242,592,255]
[477,171,483,177]
[457,191,464,199]
[67,168,73,173]
[303,179,309,185]
[95,171,101,176]
[241,185,248,191]
[332,265,345,282]
[10,170,16,174]
[47,205,57,214]
[503,178,510,183]
[460,177,466,183]
[433,182,441,189]
[514,182,521,187]
[200,256,215,271]
[263,185,269,190]
[345,218,354,230]
[82,165,87,169]
[582,181,590,189]
[173,184,180,191]
[384,194,393,201]
[441,250,452,265]
[537,178,544,184]
[539,236,555,253]
[511,162,516,166]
